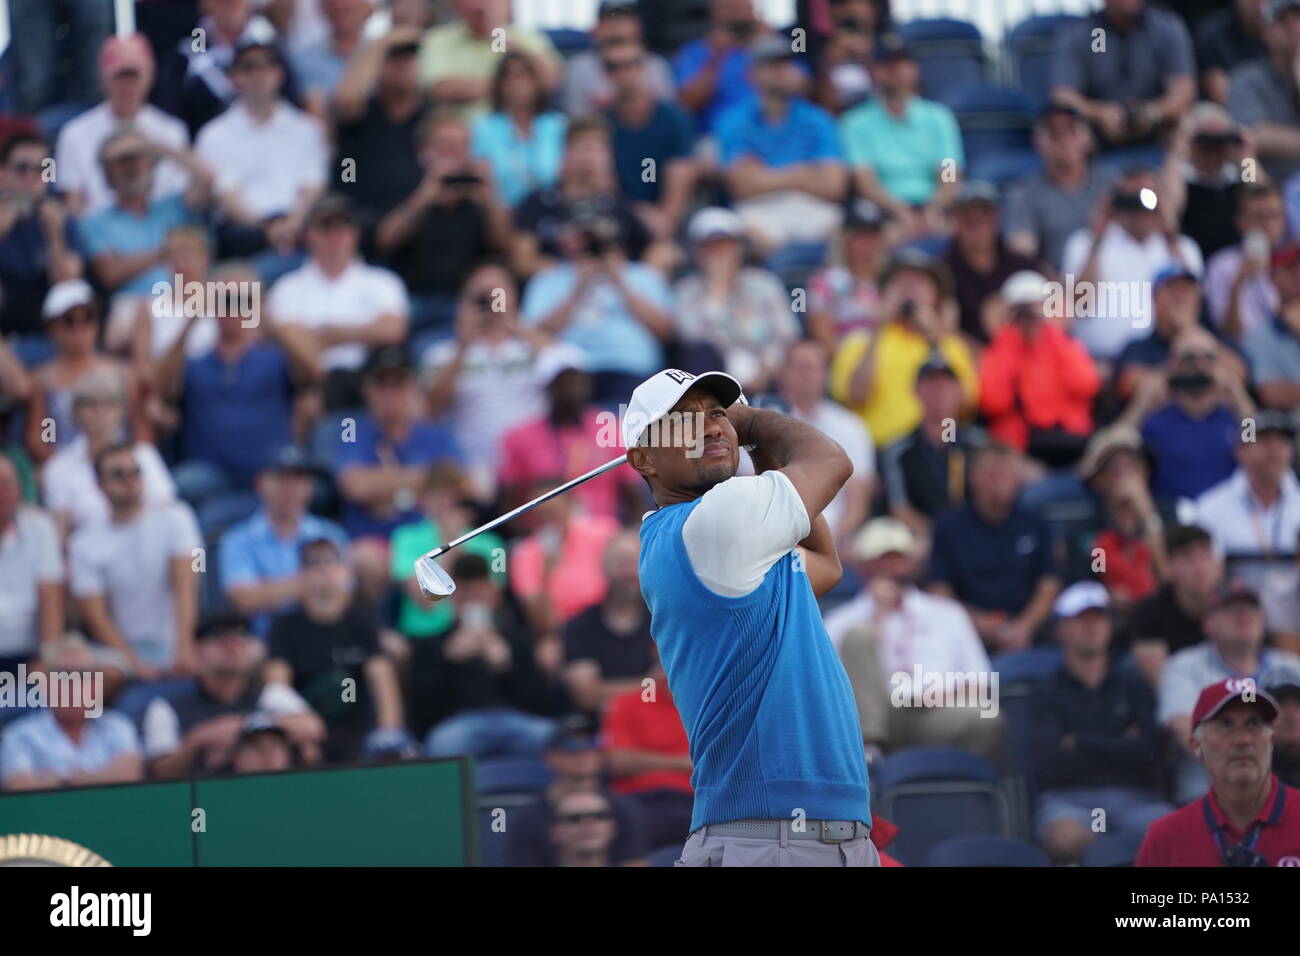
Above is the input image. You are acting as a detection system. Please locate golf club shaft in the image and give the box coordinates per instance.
[421,454,628,561]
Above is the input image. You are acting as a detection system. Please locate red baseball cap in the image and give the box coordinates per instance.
[1191,678,1279,730]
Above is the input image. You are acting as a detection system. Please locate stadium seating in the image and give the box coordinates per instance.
[473,757,554,795]
[1005,15,1081,107]
[946,84,1039,188]
[873,747,1013,865]
[545,29,591,58]
[897,19,988,105]
[1080,829,1146,867]
[923,834,1050,867]
[990,648,1062,838]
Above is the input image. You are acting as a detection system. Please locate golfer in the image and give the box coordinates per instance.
[624,368,875,867]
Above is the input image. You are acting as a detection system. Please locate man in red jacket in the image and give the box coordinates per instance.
[978,271,1100,467]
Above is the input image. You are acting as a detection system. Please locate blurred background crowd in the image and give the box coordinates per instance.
[0,0,1299,866]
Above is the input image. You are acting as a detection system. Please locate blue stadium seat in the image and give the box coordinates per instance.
[897,19,987,105]
[546,28,591,57]
[947,84,1037,179]
[923,834,1050,867]
[874,748,1011,865]
[992,648,1063,685]
[473,757,554,796]
[1006,15,1081,107]
[1081,829,1146,867]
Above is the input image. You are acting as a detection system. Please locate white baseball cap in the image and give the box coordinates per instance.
[533,342,590,389]
[42,278,95,320]
[1053,581,1110,619]
[852,517,917,561]
[623,368,745,449]
[1001,270,1051,307]
[687,206,744,244]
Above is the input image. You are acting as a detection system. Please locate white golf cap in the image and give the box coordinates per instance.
[533,342,590,389]
[1053,581,1110,619]
[623,368,744,449]
[687,206,744,244]
[1001,270,1051,307]
[42,278,95,320]
[852,517,917,561]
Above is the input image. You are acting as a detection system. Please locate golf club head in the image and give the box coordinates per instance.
[415,556,456,601]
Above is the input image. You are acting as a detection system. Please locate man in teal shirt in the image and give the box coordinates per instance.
[841,34,964,236]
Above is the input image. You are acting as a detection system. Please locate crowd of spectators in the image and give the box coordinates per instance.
[2,0,1300,866]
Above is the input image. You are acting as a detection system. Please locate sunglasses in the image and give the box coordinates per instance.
[105,465,141,481]
[234,58,278,73]
[603,56,643,73]
[1175,351,1216,363]
[8,160,43,175]
[54,312,96,328]
[555,811,612,824]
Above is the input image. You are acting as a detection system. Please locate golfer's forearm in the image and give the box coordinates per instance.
[734,406,849,472]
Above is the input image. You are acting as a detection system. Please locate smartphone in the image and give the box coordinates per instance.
[1244,230,1270,266]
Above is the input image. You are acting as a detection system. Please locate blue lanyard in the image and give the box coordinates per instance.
[1242,488,1285,557]
[1202,784,1286,863]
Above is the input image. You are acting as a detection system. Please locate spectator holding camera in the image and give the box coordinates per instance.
[55,33,191,219]
[674,0,783,134]
[511,118,663,278]
[472,52,567,209]
[1163,104,1255,261]
[978,270,1100,467]
[0,135,82,346]
[1050,0,1195,151]
[1061,168,1203,365]
[812,0,881,115]
[422,262,547,484]
[1205,182,1287,343]
[1114,267,1214,404]
[830,250,978,449]
[1121,325,1254,502]
[520,211,672,405]
[375,111,512,334]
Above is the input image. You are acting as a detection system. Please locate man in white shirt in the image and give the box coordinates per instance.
[773,339,873,550]
[55,33,191,219]
[421,260,547,488]
[1203,182,1286,341]
[69,444,201,680]
[195,35,328,258]
[825,517,1000,760]
[0,452,63,671]
[266,193,408,407]
[1061,168,1203,363]
[1192,410,1300,634]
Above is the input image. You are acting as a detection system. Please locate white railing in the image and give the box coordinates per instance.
[511,0,1102,41]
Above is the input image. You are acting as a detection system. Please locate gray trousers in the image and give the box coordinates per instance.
[675,824,882,867]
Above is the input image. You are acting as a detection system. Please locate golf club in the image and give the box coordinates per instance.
[414,454,629,600]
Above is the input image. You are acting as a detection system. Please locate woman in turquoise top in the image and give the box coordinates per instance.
[471,52,567,208]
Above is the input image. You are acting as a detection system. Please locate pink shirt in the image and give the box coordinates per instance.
[496,409,641,520]
[509,515,620,623]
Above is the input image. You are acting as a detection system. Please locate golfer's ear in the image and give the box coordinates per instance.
[627,446,655,479]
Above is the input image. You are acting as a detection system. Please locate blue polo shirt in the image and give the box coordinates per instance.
[672,42,755,134]
[78,194,196,295]
[716,96,843,168]
[1140,402,1239,501]
[332,414,462,538]
[637,476,870,831]
[929,504,1058,616]
[219,509,350,637]
[181,343,296,486]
